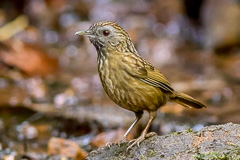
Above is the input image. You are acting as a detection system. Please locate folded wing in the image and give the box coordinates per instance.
[122,54,174,93]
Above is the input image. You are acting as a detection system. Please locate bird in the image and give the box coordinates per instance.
[75,21,206,151]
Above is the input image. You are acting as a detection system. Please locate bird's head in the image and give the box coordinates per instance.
[75,21,137,53]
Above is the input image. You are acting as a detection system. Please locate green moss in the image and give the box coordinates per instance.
[187,150,192,153]
[169,131,182,135]
[149,150,156,157]
[193,152,229,160]
[229,143,238,147]
[193,144,240,160]
[119,143,125,148]
[186,127,193,133]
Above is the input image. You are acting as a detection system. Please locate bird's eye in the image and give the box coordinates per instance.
[103,30,110,36]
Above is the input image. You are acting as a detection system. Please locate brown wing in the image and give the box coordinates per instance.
[122,53,174,92]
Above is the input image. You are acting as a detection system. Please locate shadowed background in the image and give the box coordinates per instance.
[0,0,239,159]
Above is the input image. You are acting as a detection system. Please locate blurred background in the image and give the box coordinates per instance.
[0,0,240,159]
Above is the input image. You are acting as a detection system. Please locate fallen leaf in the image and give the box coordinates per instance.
[48,137,88,160]
[0,40,59,76]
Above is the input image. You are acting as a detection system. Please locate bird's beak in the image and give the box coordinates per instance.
[75,30,94,37]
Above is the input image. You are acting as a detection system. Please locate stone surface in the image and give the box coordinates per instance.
[87,123,240,160]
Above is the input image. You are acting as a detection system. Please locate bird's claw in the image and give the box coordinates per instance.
[145,132,157,138]
[128,138,136,145]
[106,142,114,148]
[126,132,157,152]
[106,137,129,148]
[126,136,145,152]
[117,137,128,147]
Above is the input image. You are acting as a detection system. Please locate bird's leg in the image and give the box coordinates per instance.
[106,111,143,148]
[127,111,157,151]
[123,111,143,140]
[117,111,143,146]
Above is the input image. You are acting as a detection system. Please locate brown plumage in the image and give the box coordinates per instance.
[75,21,206,150]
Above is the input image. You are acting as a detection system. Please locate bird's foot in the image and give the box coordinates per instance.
[106,142,114,148]
[106,137,129,148]
[127,132,156,151]
[117,137,128,147]
[127,135,145,152]
[145,132,157,138]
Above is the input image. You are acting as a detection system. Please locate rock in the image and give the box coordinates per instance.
[87,123,240,160]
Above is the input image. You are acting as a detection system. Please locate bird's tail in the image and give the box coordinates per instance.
[170,92,206,109]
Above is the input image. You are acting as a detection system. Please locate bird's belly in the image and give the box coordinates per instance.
[99,67,167,112]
